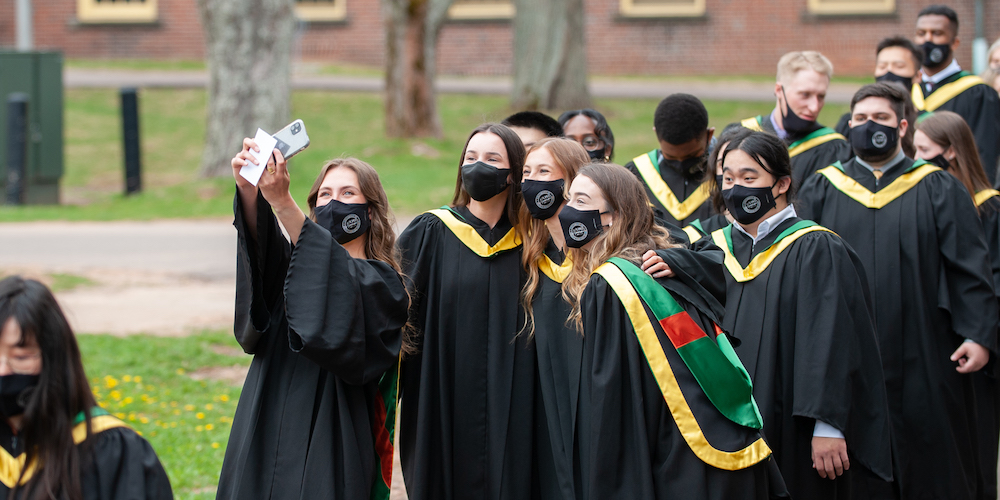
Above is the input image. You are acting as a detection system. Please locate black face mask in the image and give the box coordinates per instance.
[462,161,510,202]
[662,148,709,178]
[559,205,607,248]
[0,374,38,419]
[850,120,899,162]
[876,71,914,89]
[779,86,816,134]
[588,148,606,161]
[925,153,951,170]
[722,183,778,225]
[922,40,952,68]
[521,179,565,220]
[315,199,371,244]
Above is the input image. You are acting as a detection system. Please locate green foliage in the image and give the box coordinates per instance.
[0,88,849,222]
[78,331,250,499]
[47,273,95,292]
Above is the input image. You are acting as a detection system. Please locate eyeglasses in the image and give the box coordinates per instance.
[578,136,604,151]
[0,353,41,375]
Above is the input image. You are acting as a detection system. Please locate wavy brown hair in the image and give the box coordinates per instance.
[306,158,415,354]
[916,111,993,211]
[0,276,97,500]
[518,138,590,337]
[452,123,527,225]
[561,163,681,332]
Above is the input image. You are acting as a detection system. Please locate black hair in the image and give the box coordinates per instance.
[917,5,959,36]
[0,276,96,500]
[501,111,564,138]
[708,125,755,213]
[876,36,924,74]
[654,93,709,145]
[721,131,796,203]
[557,109,616,161]
[452,122,526,225]
[850,82,908,124]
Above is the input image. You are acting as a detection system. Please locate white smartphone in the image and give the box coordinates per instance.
[272,119,310,160]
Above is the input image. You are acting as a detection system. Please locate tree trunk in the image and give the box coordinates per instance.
[510,0,590,111]
[382,0,454,138]
[197,0,295,177]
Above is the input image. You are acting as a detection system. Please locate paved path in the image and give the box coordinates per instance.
[64,68,861,104]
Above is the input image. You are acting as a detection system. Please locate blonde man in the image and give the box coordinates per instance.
[731,51,850,188]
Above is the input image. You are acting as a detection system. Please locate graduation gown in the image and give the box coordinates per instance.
[575,258,784,500]
[912,74,1000,184]
[398,205,536,500]
[713,218,893,499]
[736,115,852,189]
[218,192,407,500]
[797,157,999,500]
[0,411,172,499]
[625,149,714,227]
[681,213,732,243]
[532,240,581,500]
[974,189,1000,500]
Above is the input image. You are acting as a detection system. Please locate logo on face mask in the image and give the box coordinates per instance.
[568,222,589,241]
[342,214,362,234]
[928,47,944,65]
[535,190,555,210]
[742,196,761,214]
[872,131,888,148]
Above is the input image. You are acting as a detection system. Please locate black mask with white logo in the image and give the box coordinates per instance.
[663,149,709,178]
[0,374,38,418]
[779,86,816,134]
[461,161,511,201]
[315,199,370,244]
[922,40,952,69]
[850,120,899,163]
[521,179,565,220]
[925,153,951,170]
[722,184,777,225]
[876,72,914,90]
[558,205,606,248]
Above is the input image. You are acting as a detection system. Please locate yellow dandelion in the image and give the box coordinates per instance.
[204,404,213,411]
[98,401,108,409]
[110,390,122,400]
[211,442,220,449]
[145,385,154,391]
[122,375,132,383]
[159,402,167,408]
[176,368,185,375]
[196,412,205,419]
[114,412,125,419]
[140,394,149,402]
[136,431,142,436]
[139,417,149,424]
[172,409,181,416]
[184,404,195,411]
[219,394,230,402]
[104,376,118,388]
[122,397,133,405]
[170,401,178,407]
[196,425,204,432]
[205,424,214,431]
[133,376,142,384]
[170,422,178,428]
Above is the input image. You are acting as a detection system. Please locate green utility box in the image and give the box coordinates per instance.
[0,51,63,205]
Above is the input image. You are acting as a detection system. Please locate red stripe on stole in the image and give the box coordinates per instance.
[658,312,708,349]
[371,395,393,486]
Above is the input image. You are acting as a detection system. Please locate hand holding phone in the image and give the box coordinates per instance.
[272,119,310,160]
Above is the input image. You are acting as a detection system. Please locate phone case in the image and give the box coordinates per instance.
[273,119,310,159]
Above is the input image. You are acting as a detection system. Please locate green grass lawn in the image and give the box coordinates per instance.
[0,88,850,222]
[79,331,250,500]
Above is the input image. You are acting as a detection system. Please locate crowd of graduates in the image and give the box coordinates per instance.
[3,3,1000,500]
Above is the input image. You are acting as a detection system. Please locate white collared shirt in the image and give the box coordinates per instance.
[922,59,962,92]
[769,109,789,141]
[732,203,797,248]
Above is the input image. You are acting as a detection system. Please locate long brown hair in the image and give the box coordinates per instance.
[916,111,993,210]
[451,123,526,225]
[0,276,96,500]
[306,158,415,354]
[561,163,680,331]
[518,138,590,337]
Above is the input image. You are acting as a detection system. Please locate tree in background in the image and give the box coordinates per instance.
[196,0,295,177]
[382,0,456,138]
[510,0,590,110]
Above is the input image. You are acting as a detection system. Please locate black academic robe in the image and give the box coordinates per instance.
[797,157,999,500]
[398,206,536,500]
[218,192,407,500]
[913,73,1000,184]
[533,241,582,500]
[682,213,732,243]
[0,416,172,499]
[733,115,852,189]
[625,151,714,227]
[717,217,893,499]
[575,263,783,499]
[974,193,1000,500]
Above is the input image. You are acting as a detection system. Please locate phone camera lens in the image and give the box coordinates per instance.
[291,124,301,134]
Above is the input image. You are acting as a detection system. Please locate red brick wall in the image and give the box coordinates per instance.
[1,0,998,77]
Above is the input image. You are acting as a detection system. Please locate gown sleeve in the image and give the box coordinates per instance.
[929,173,999,351]
[792,173,827,223]
[86,427,173,500]
[396,214,441,335]
[283,218,408,385]
[233,190,291,354]
[655,237,727,309]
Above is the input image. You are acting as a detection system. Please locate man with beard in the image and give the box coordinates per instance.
[624,93,715,227]
[912,4,1000,183]
[734,51,851,189]
[797,82,998,500]
[835,36,922,158]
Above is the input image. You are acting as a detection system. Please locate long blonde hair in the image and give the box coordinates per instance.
[561,163,680,332]
[518,138,590,337]
[306,158,415,354]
